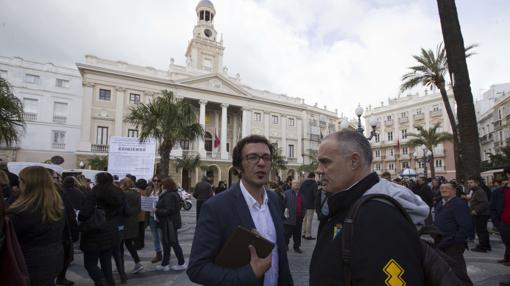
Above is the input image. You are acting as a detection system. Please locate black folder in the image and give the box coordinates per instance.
[214,226,275,268]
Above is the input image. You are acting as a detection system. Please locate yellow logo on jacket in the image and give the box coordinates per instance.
[383,259,405,286]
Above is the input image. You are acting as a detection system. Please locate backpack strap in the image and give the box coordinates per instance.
[341,194,414,286]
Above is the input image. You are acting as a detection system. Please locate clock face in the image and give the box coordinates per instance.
[204,29,212,38]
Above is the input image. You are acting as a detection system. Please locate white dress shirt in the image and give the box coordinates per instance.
[240,180,279,286]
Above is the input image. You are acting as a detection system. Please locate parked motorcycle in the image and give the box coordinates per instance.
[178,187,193,211]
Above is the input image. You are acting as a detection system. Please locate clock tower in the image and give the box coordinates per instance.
[185,0,224,73]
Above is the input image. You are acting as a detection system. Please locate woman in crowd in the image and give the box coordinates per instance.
[155,177,186,271]
[148,175,163,263]
[135,179,148,250]
[62,176,85,213]
[79,172,123,286]
[0,170,12,203]
[119,177,143,274]
[8,166,65,286]
[214,181,227,194]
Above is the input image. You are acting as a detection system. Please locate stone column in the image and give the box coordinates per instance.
[297,118,303,163]
[232,112,238,147]
[221,103,229,160]
[242,108,252,138]
[198,100,207,158]
[281,115,287,157]
[264,112,270,138]
[78,82,94,151]
[114,87,125,136]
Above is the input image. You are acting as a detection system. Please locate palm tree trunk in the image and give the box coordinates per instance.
[430,152,435,178]
[437,82,463,182]
[159,148,171,177]
[437,0,481,180]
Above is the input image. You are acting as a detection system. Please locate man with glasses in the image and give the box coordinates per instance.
[188,135,293,286]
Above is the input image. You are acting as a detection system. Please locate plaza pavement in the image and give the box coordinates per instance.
[66,198,510,285]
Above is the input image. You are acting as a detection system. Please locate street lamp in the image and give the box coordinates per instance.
[79,161,85,169]
[353,104,378,140]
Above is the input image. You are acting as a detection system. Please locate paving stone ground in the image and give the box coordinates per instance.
[66,198,510,285]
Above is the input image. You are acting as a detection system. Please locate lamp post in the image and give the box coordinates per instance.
[346,104,378,140]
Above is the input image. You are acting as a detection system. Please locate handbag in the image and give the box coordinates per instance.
[78,206,106,233]
[0,217,30,286]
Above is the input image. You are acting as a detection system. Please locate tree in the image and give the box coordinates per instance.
[0,77,25,146]
[271,147,287,176]
[407,123,453,178]
[436,0,481,181]
[298,150,319,174]
[88,155,108,170]
[401,43,475,182]
[125,90,204,177]
[482,146,510,171]
[176,154,201,189]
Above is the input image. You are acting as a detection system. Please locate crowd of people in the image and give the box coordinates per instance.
[2,130,510,285]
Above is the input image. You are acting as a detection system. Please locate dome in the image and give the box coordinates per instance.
[400,168,417,177]
[196,0,215,12]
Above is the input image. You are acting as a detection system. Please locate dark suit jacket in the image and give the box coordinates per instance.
[187,182,293,286]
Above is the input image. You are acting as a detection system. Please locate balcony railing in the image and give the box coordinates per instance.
[384,119,394,127]
[23,112,37,121]
[182,150,199,157]
[287,158,297,163]
[398,117,409,124]
[413,113,425,121]
[91,144,109,153]
[53,115,67,124]
[494,120,502,129]
[206,151,221,159]
[430,110,442,118]
[51,143,65,149]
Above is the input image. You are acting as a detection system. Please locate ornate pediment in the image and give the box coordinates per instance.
[175,74,251,98]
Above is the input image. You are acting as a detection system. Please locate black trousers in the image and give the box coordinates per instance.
[57,241,73,281]
[136,221,145,249]
[473,215,491,250]
[122,238,141,264]
[499,223,510,259]
[83,248,114,286]
[196,200,205,222]
[442,243,467,275]
[284,217,303,249]
[161,225,185,266]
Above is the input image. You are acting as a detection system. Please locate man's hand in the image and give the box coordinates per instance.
[248,244,271,279]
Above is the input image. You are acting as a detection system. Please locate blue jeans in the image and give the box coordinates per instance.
[149,215,161,253]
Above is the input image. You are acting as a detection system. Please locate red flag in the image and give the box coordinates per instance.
[395,139,400,151]
[214,129,220,148]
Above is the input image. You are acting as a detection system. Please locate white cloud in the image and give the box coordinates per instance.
[0,0,508,118]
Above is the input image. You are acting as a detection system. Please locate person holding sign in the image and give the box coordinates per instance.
[187,135,293,286]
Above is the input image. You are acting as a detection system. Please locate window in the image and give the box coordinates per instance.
[53,102,68,123]
[402,146,408,155]
[129,93,140,104]
[418,161,425,168]
[24,74,40,84]
[288,118,295,127]
[375,163,381,171]
[402,161,409,169]
[387,131,393,141]
[96,126,109,145]
[433,105,440,111]
[400,112,408,118]
[226,143,230,152]
[375,134,380,143]
[401,129,407,139]
[127,129,138,138]
[254,112,262,122]
[389,149,394,156]
[200,10,204,20]
[435,160,443,167]
[23,98,39,113]
[52,130,66,149]
[0,70,7,79]
[388,163,394,170]
[56,78,69,88]
[272,115,279,125]
[386,115,392,121]
[288,144,295,158]
[99,89,111,101]
[180,140,190,150]
[416,108,422,115]
[375,150,381,157]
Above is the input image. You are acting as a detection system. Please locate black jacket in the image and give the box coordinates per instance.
[490,186,507,227]
[413,184,433,207]
[194,177,213,201]
[434,197,472,249]
[9,208,65,285]
[78,185,123,251]
[64,186,86,211]
[309,173,424,286]
[300,179,318,210]
[123,189,141,240]
[156,189,182,244]
[469,187,490,216]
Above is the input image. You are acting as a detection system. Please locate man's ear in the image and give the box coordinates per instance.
[351,152,362,169]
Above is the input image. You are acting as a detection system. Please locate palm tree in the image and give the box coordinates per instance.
[436,0,481,181]
[407,123,453,177]
[401,43,475,182]
[125,90,204,177]
[298,150,318,174]
[0,77,25,146]
[87,155,108,171]
[271,147,287,176]
[176,154,201,190]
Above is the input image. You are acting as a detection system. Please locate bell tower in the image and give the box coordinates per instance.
[185,0,224,73]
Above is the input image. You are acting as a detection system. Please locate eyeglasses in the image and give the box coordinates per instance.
[244,154,272,164]
[153,179,160,183]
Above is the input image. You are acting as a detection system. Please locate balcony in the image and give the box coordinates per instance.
[51,143,65,149]
[398,117,409,124]
[400,154,410,160]
[430,110,442,118]
[182,150,200,157]
[53,115,67,124]
[23,112,37,121]
[287,158,298,164]
[206,151,221,159]
[480,134,488,143]
[494,120,502,130]
[91,144,109,153]
[384,119,394,127]
[413,113,425,121]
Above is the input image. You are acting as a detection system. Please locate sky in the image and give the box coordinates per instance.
[1,0,509,120]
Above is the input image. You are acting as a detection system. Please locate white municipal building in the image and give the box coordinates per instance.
[75,0,340,188]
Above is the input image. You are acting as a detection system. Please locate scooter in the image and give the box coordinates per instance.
[178,187,193,211]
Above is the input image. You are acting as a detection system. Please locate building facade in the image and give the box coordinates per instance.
[476,82,510,163]
[76,0,339,188]
[364,90,456,179]
[0,56,82,169]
